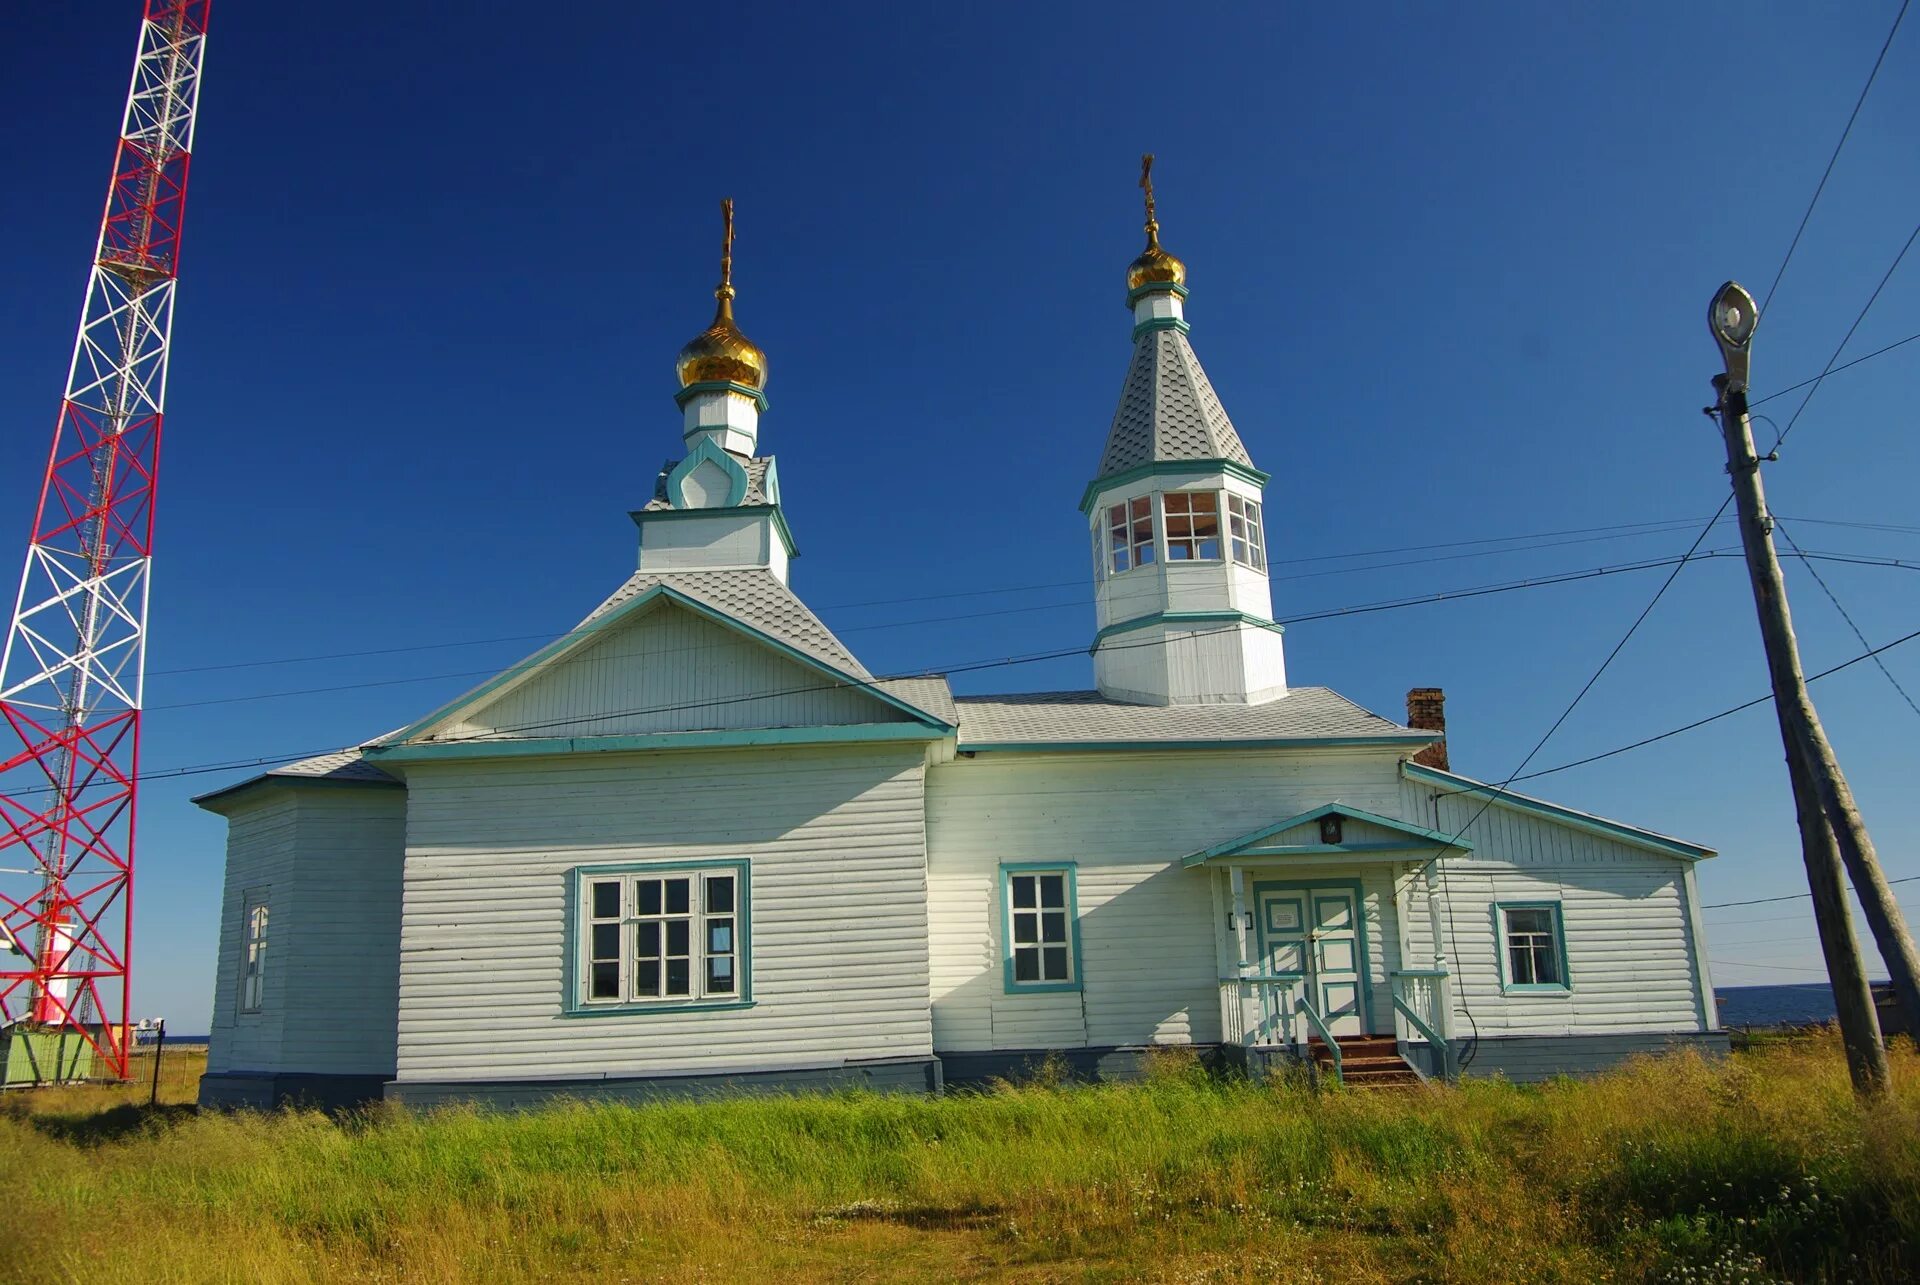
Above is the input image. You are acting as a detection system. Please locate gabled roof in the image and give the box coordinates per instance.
[379,569,950,748]
[1403,762,1717,861]
[1181,802,1467,868]
[1097,326,1254,478]
[954,687,1434,751]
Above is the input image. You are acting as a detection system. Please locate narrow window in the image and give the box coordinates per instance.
[576,863,749,1008]
[239,894,269,1013]
[1003,867,1079,990]
[1227,494,1266,570]
[1106,496,1156,572]
[1092,523,1106,580]
[1501,905,1567,989]
[1163,491,1222,561]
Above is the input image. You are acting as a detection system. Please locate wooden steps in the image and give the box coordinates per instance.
[1308,1034,1424,1088]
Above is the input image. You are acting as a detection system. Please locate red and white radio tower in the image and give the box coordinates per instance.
[0,2,210,1080]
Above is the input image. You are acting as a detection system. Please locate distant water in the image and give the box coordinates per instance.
[1716,982,1873,1028]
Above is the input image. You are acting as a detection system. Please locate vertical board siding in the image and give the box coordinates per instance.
[1399,780,1710,1035]
[285,792,407,1074]
[393,745,933,1081]
[205,795,297,1074]
[925,748,1411,1053]
[446,601,908,740]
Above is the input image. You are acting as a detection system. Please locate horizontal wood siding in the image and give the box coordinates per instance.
[926,748,1411,1052]
[446,600,909,740]
[394,745,933,1082]
[205,795,297,1073]
[285,792,407,1074]
[1399,779,1711,1035]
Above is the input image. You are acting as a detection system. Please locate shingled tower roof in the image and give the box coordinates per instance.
[1096,325,1253,477]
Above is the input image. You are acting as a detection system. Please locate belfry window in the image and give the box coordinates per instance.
[1227,494,1266,570]
[1163,491,1222,561]
[1106,497,1156,573]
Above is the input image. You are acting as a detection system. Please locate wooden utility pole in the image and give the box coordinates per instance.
[1708,281,1920,1091]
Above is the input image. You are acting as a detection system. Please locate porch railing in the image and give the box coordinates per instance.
[1220,972,1304,1065]
[1296,994,1342,1084]
[1390,968,1455,1080]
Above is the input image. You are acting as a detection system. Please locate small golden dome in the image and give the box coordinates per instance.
[1127,152,1187,292]
[1128,236,1187,291]
[675,198,767,390]
[676,290,767,390]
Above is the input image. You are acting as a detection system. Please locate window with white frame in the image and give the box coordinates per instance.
[239,893,269,1013]
[1003,867,1078,988]
[1499,903,1567,989]
[1106,496,1156,573]
[579,864,745,1007]
[1227,493,1266,570]
[1162,490,1222,561]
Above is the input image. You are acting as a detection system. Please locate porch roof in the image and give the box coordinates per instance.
[1181,802,1468,868]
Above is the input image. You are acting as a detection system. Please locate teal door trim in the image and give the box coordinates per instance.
[1251,877,1374,1034]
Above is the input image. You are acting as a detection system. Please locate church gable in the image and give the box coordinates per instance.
[438,597,918,741]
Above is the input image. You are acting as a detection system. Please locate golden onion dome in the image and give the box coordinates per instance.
[676,198,767,390]
[676,289,767,390]
[1127,152,1187,291]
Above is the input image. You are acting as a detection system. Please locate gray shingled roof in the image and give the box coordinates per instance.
[954,687,1431,748]
[1097,327,1254,478]
[640,456,773,511]
[268,748,395,781]
[580,568,873,680]
[872,675,957,726]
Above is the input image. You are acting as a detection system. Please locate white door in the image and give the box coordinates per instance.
[1258,885,1366,1038]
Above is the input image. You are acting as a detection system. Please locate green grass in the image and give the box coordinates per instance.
[2,1037,1917,1282]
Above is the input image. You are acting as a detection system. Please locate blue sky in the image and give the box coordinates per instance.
[4,2,1917,1028]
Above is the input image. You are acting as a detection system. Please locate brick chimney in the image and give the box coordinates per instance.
[1407,687,1448,771]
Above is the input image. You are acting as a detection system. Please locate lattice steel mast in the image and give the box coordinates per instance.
[0,2,210,1079]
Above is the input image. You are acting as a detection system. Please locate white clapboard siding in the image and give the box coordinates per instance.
[1399,778,1711,1036]
[204,788,406,1076]
[282,792,407,1074]
[444,599,908,740]
[393,744,933,1082]
[925,747,1412,1052]
[205,795,298,1073]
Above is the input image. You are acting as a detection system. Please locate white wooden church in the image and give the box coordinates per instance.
[195,180,1725,1108]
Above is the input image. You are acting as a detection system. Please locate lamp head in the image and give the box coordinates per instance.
[1709,280,1757,391]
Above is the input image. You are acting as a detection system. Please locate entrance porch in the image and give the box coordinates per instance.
[1184,804,1463,1085]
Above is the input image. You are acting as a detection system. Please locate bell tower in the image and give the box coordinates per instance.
[1085,157,1287,706]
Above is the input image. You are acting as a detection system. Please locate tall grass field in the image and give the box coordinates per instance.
[2,1036,1916,1283]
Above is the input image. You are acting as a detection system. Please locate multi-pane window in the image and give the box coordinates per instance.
[240,894,269,1012]
[1106,497,1156,573]
[1162,491,1222,561]
[1501,904,1566,989]
[1227,493,1266,570]
[1004,867,1077,988]
[579,865,745,1007]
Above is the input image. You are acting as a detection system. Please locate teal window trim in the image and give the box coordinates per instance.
[563,859,754,1016]
[1493,900,1571,995]
[999,862,1083,994]
[665,438,750,509]
[1079,459,1271,516]
[1249,877,1374,1032]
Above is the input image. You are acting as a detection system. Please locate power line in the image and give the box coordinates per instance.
[144,515,1724,680]
[1770,216,1920,452]
[1776,519,1920,720]
[1757,0,1912,318]
[141,548,1746,715]
[1513,622,1920,783]
[1748,329,1920,410]
[1704,875,1920,911]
